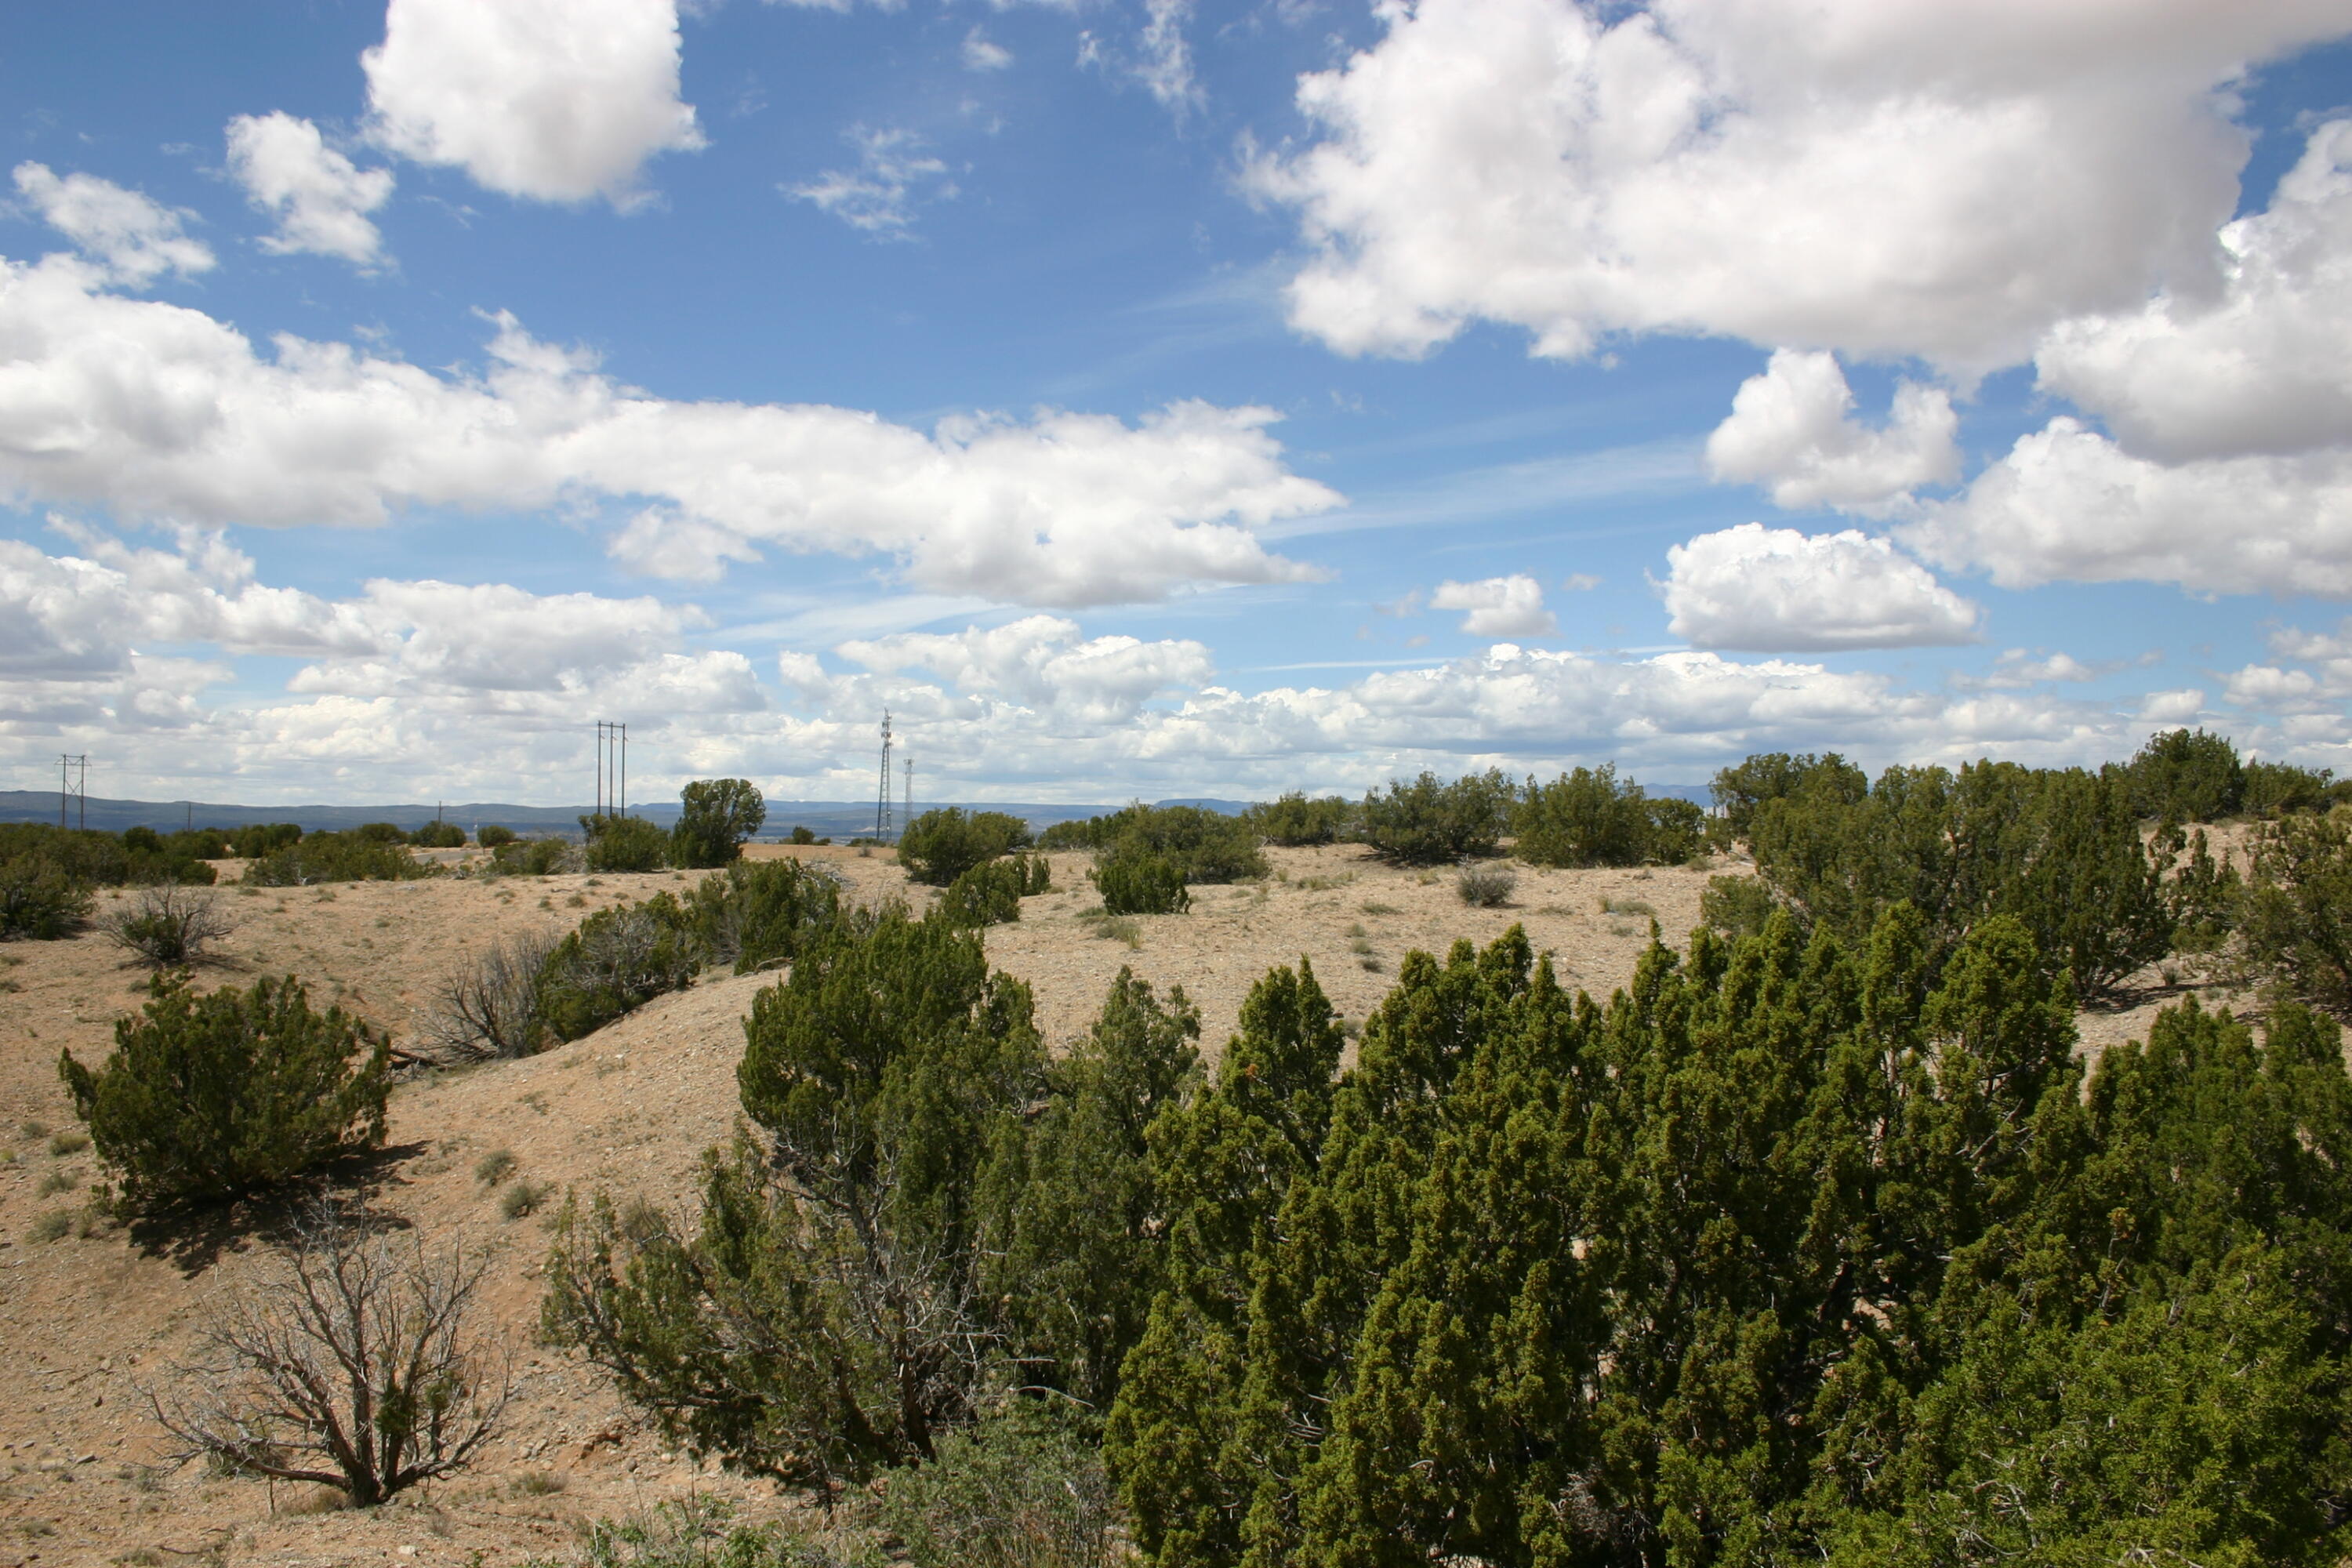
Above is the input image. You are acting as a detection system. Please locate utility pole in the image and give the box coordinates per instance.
[875,710,894,840]
[59,754,86,831]
[903,755,914,829]
[593,721,629,818]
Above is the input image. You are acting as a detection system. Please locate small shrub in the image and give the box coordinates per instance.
[58,972,390,1212]
[38,1167,77,1196]
[28,1209,71,1243]
[421,928,559,1062]
[151,1210,509,1506]
[670,779,768,869]
[898,808,1033,886]
[1094,850,1189,916]
[510,1469,566,1496]
[21,1118,49,1140]
[582,815,669,874]
[501,1179,550,1220]
[880,1401,1121,1568]
[535,896,702,1044]
[2237,808,2352,1017]
[49,1130,89,1156]
[490,837,578,877]
[938,858,1028,927]
[476,824,518,849]
[1700,873,1779,940]
[0,856,93,940]
[1087,915,1143,949]
[561,1497,878,1568]
[102,884,234,967]
[475,1149,517,1186]
[1599,895,1657,917]
[241,832,430,887]
[1455,862,1517,907]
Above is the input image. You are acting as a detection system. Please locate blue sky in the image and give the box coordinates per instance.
[2,0,2350,808]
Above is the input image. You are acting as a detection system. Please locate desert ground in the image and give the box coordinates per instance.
[0,842,2237,1566]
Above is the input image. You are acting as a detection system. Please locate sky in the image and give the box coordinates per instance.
[2,0,2350,809]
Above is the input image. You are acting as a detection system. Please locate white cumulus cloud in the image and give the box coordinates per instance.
[0,258,1339,608]
[2034,117,2352,463]
[1662,523,1980,652]
[361,0,704,206]
[1900,417,2352,597]
[1248,0,2350,368]
[1431,575,1556,638]
[1704,349,1958,512]
[837,615,1215,726]
[11,164,212,285]
[226,113,397,267]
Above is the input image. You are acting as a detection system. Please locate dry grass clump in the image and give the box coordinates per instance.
[1455,862,1518,908]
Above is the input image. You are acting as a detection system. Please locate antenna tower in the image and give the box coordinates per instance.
[903,755,913,828]
[875,710,894,840]
[59,754,87,831]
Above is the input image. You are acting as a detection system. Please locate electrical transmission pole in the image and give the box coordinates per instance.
[59,754,86,830]
[593,721,629,818]
[875,710,894,840]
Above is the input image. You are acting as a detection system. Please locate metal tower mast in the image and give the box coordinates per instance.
[903,755,913,828]
[875,710,895,840]
[59,754,86,830]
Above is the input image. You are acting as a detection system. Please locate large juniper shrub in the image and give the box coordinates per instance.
[1240,792,1358,847]
[670,779,767,869]
[58,972,390,1212]
[543,906,1044,1486]
[1093,848,1189,916]
[1040,804,1265,885]
[899,808,1034,887]
[1515,764,1704,867]
[0,855,93,939]
[1359,769,1515,865]
[683,857,841,974]
[580,813,670,873]
[2238,806,2352,1018]
[2126,726,2246,822]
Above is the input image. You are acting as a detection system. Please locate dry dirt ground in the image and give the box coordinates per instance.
[0,842,2247,1566]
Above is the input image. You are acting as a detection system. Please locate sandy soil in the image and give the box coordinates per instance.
[0,843,2250,1566]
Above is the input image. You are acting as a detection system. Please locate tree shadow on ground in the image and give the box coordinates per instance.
[122,1139,430,1275]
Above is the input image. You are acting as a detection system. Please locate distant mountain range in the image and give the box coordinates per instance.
[0,790,1248,839]
[0,783,1710,839]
